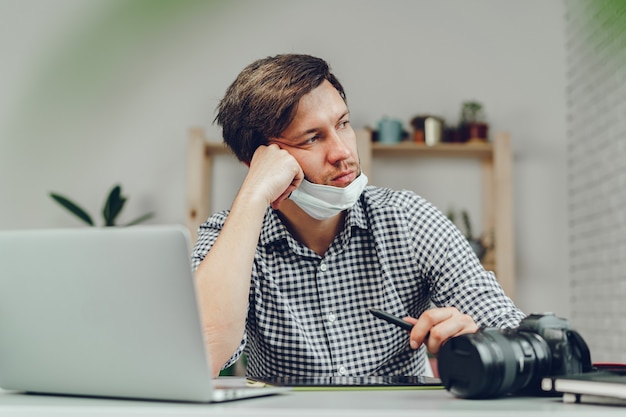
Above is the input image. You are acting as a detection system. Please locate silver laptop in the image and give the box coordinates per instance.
[0,226,286,402]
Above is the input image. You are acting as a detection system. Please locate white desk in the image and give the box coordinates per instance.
[0,388,623,417]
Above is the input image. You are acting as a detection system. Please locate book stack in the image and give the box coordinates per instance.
[542,364,626,406]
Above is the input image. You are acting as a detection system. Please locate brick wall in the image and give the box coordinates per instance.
[565,0,626,363]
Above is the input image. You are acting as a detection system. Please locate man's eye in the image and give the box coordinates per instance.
[338,120,350,129]
[305,135,320,144]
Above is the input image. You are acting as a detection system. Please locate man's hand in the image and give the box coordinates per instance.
[243,144,304,209]
[404,307,478,354]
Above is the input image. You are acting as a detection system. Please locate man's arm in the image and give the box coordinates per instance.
[401,195,524,356]
[193,144,303,377]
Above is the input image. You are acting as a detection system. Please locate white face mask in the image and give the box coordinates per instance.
[288,173,368,220]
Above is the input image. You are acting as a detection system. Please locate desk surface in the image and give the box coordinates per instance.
[1,388,624,417]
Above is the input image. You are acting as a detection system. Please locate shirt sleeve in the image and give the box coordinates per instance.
[406,195,526,329]
[191,211,229,272]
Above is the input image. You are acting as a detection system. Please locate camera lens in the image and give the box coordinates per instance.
[437,328,551,398]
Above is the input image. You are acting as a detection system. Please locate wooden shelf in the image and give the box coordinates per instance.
[372,141,493,158]
[201,141,232,155]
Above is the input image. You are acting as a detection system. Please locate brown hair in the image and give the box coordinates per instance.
[215,54,346,163]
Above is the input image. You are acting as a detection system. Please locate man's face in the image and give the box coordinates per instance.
[269,80,360,187]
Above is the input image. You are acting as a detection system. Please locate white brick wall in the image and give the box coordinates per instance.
[565,0,626,363]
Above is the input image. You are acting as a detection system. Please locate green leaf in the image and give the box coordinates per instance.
[125,212,155,227]
[102,184,126,226]
[461,209,473,240]
[49,193,94,226]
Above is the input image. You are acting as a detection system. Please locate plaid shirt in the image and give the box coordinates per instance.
[192,186,525,377]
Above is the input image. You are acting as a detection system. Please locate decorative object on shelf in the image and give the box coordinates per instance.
[50,184,154,227]
[376,117,403,144]
[447,208,487,261]
[460,101,489,142]
[410,115,444,146]
[443,125,464,143]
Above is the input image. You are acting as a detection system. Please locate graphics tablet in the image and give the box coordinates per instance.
[251,375,443,390]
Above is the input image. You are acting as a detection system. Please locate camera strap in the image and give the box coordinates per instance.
[566,330,593,372]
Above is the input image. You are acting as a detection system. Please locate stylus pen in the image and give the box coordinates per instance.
[369,308,414,332]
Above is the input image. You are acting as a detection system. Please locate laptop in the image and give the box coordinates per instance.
[0,226,287,402]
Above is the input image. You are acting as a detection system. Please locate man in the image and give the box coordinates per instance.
[192,54,524,378]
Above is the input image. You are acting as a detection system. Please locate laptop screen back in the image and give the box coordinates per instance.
[0,226,216,402]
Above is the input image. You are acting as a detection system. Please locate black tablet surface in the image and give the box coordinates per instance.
[250,375,442,390]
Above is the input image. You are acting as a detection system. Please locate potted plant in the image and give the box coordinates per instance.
[460,101,489,143]
[50,184,154,227]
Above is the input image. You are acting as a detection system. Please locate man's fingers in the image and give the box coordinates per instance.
[408,309,450,348]
[407,308,478,354]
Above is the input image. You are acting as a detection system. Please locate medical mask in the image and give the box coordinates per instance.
[288,173,368,220]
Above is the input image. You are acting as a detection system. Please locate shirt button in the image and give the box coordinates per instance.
[328,312,336,323]
[338,366,347,375]
[319,262,328,272]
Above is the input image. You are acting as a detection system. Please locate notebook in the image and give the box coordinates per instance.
[0,226,287,403]
[542,367,626,405]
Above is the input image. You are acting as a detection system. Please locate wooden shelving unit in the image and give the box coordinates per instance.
[186,127,516,300]
[186,127,231,245]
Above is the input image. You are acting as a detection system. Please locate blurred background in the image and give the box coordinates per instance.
[1,0,624,361]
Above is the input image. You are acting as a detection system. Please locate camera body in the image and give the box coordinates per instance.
[437,313,592,399]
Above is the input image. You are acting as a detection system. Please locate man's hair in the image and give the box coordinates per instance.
[215,54,346,163]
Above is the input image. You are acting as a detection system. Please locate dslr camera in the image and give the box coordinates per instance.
[437,313,593,398]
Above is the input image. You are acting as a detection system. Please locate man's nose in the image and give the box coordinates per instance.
[325,131,351,164]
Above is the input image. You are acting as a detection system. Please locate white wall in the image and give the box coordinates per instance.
[0,0,567,317]
[564,0,626,362]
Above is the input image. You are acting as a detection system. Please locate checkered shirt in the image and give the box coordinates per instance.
[191,186,525,377]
